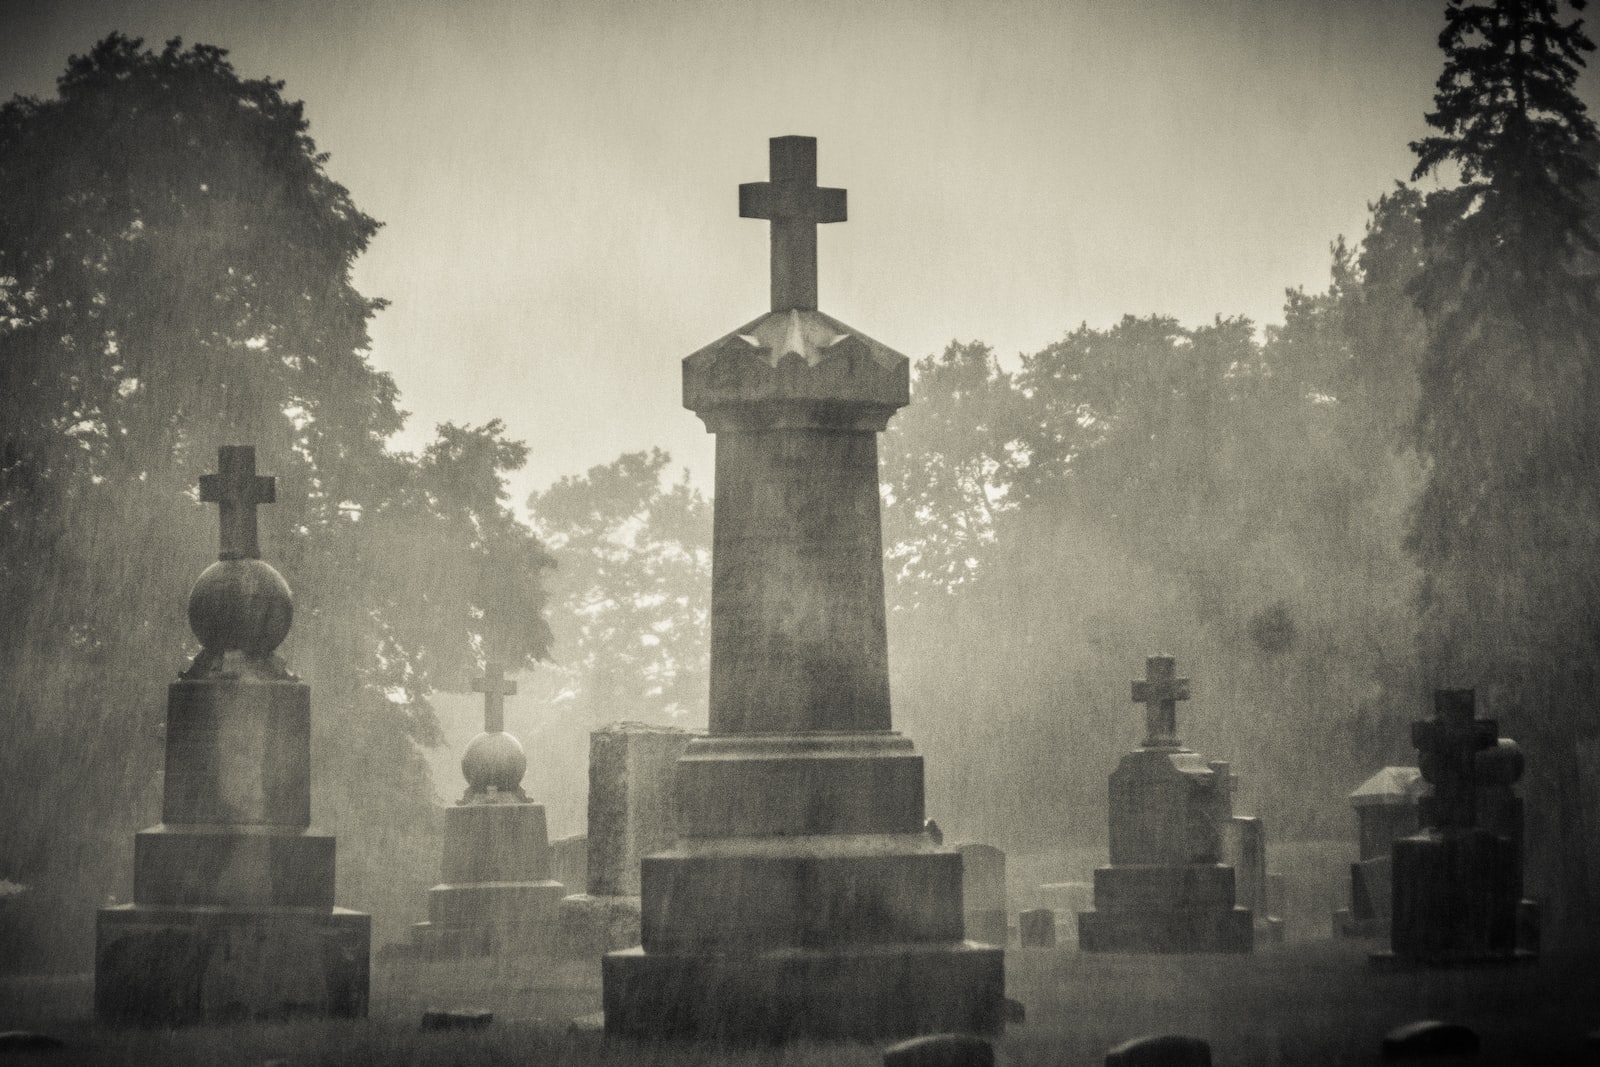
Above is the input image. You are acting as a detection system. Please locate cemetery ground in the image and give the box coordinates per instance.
[2,939,1594,1065]
[4,847,1596,1066]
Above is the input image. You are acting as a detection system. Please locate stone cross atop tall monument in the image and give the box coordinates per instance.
[607,135,1003,1041]
[1412,688,1497,831]
[1132,654,1190,748]
[473,662,517,735]
[739,135,847,312]
[199,444,276,561]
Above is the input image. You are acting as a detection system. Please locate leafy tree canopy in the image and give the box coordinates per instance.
[0,34,552,963]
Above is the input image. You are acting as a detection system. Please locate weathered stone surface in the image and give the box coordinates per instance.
[605,136,1002,1041]
[96,447,367,1025]
[161,680,310,827]
[1081,656,1251,954]
[551,834,588,893]
[133,825,335,908]
[1379,1020,1479,1059]
[1378,690,1533,966]
[959,844,1007,946]
[1104,1034,1212,1067]
[1019,908,1056,949]
[411,667,563,958]
[883,1033,994,1067]
[1336,767,1427,938]
[96,905,369,1024]
[438,802,551,884]
[674,733,923,836]
[1108,749,1230,867]
[588,723,692,897]
[640,836,964,951]
[603,941,1003,1042]
[557,893,642,956]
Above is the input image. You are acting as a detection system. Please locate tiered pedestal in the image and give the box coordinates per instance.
[412,800,565,957]
[96,678,369,1024]
[603,734,1005,1041]
[1372,828,1532,967]
[1078,747,1252,954]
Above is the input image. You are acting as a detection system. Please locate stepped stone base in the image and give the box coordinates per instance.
[557,893,642,956]
[1078,905,1253,953]
[1388,828,1521,963]
[602,940,1004,1041]
[409,879,566,957]
[96,903,369,1025]
[1078,863,1253,953]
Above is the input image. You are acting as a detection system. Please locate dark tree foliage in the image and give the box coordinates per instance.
[0,35,552,963]
[883,233,1423,845]
[1407,0,1600,936]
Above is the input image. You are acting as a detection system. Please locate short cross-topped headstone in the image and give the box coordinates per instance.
[1132,655,1190,748]
[198,445,275,561]
[1412,689,1496,830]
[472,662,517,735]
[1375,687,1533,966]
[410,662,563,957]
[739,135,847,312]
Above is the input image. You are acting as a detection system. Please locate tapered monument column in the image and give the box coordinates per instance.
[602,136,1005,1042]
[95,446,369,1024]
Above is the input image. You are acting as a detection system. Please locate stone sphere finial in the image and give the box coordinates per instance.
[188,558,294,655]
[462,731,528,795]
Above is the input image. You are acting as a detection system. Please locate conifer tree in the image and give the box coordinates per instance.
[1408,0,1600,936]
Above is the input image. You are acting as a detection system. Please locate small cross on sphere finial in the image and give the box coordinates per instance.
[472,661,518,735]
[198,445,276,561]
[1131,655,1190,748]
[739,136,847,312]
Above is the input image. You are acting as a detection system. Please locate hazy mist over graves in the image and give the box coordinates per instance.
[5,0,1600,1017]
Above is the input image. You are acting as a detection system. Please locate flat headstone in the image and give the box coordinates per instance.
[1019,907,1056,948]
[883,1033,994,1067]
[1380,1020,1479,1059]
[420,1008,493,1031]
[1105,1034,1212,1067]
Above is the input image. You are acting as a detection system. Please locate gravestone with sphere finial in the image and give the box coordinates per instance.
[95,445,370,1025]
[601,136,1004,1041]
[1077,654,1254,953]
[409,661,566,957]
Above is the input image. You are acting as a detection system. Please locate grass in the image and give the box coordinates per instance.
[2,939,1596,1065]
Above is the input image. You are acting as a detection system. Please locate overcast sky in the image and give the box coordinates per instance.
[9,0,1586,503]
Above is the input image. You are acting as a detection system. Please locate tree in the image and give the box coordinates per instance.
[522,450,711,829]
[879,341,1026,611]
[1407,0,1600,936]
[0,35,553,964]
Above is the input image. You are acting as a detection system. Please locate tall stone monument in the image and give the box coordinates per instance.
[1078,655,1253,953]
[1376,689,1534,966]
[601,135,1005,1041]
[96,446,369,1024]
[411,663,565,956]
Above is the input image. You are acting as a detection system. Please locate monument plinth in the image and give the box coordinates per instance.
[411,663,566,957]
[602,135,1004,1042]
[95,446,369,1025]
[1077,655,1253,954]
